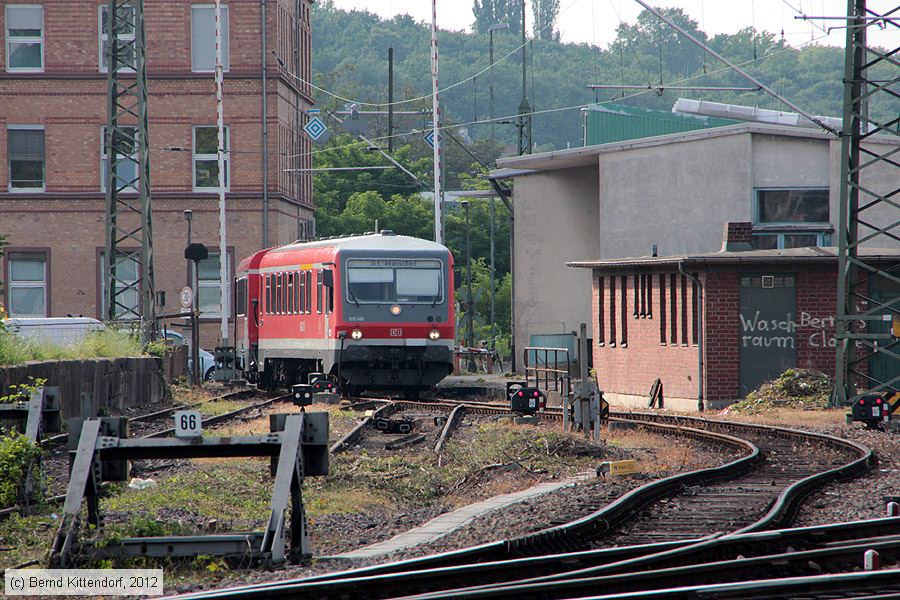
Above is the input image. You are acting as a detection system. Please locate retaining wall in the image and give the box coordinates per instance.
[0,357,168,420]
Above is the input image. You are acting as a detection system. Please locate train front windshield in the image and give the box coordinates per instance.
[347,259,444,304]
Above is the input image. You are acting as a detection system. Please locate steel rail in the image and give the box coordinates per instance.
[400,537,900,599]
[611,411,874,532]
[171,518,900,600]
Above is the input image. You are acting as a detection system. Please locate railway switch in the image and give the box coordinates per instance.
[510,387,546,414]
[849,391,900,428]
[292,384,314,407]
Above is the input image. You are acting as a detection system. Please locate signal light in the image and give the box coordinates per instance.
[877,398,883,405]
[517,391,523,396]
[351,328,363,340]
[533,391,539,397]
[860,399,866,405]
[428,329,440,340]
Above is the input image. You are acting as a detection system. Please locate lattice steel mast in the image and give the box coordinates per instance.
[833,1,900,404]
[103,0,154,342]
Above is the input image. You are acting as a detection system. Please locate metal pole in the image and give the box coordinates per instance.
[261,0,269,249]
[490,196,495,349]
[430,0,443,244]
[517,2,532,155]
[463,201,477,372]
[388,47,394,153]
[214,0,229,344]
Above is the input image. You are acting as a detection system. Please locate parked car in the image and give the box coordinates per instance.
[162,330,216,381]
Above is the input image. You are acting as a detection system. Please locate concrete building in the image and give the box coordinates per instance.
[492,122,899,369]
[0,0,314,347]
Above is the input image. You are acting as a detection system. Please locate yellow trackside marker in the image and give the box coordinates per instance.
[892,314,900,338]
[597,460,641,477]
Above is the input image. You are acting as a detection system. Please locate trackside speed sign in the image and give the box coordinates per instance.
[174,410,202,437]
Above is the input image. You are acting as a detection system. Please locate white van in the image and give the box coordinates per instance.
[3,317,105,347]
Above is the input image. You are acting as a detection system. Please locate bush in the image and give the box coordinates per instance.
[0,327,143,366]
[730,369,834,413]
[0,430,43,507]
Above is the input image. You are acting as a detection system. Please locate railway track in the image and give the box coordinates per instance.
[170,403,875,599]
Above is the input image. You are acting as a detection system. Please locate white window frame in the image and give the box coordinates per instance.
[191,4,229,73]
[197,250,231,318]
[98,3,136,73]
[5,4,44,73]
[192,125,230,192]
[7,252,47,317]
[752,232,832,250]
[100,126,139,192]
[7,124,45,193]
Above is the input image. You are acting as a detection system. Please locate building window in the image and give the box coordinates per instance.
[659,274,666,345]
[753,188,831,249]
[608,275,616,348]
[632,274,639,318]
[620,275,628,347]
[193,126,229,191]
[100,251,140,319]
[5,5,43,72]
[597,275,604,346]
[669,273,678,345]
[7,252,47,317]
[99,3,136,72]
[197,251,230,317]
[681,274,689,346]
[191,4,229,73]
[101,126,138,192]
[7,127,45,191]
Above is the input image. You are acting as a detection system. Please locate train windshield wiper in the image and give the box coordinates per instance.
[431,292,441,307]
[348,286,360,307]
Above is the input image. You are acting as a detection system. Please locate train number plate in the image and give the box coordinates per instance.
[390,328,403,337]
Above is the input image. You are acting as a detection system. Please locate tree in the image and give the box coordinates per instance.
[473,0,523,33]
[532,0,560,41]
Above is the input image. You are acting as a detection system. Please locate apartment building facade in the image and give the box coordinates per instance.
[0,0,315,347]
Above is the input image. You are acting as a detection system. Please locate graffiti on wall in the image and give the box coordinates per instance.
[740,311,838,349]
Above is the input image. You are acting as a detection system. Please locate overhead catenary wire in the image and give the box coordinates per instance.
[632,0,840,136]
[283,27,832,161]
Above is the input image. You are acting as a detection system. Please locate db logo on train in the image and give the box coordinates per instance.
[390,328,403,337]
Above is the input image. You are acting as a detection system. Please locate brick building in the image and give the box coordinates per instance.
[568,224,900,411]
[0,0,314,347]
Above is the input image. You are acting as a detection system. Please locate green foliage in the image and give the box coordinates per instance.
[472,0,524,34]
[730,368,834,413]
[0,430,43,507]
[0,328,144,366]
[532,0,560,41]
[312,5,893,153]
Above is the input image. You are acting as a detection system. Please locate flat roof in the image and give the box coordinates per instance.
[491,121,897,175]
[567,247,900,270]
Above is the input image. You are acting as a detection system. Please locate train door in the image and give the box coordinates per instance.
[235,276,248,365]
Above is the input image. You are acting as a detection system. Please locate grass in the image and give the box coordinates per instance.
[0,328,144,366]
[0,512,57,569]
[607,428,716,473]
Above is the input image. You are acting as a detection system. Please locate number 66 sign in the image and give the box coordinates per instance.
[174,410,202,438]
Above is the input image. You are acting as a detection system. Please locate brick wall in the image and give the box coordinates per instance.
[0,0,314,348]
[592,270,700,402]
[704,270,741,401]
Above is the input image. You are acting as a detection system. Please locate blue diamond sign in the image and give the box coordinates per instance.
[423,129,436,149]
[303,116,328,142]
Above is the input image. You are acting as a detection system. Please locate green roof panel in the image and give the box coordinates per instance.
[584,103,740,146]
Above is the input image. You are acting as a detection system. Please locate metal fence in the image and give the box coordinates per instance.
[523,346,572,398]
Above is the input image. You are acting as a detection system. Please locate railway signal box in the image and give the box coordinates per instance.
[849,391,900,429]
[292,384,314,407]
[510,387,547,414]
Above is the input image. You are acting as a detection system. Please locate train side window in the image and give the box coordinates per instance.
[279,272,286,314]
[316,269,323,314]
[298,270,305,314]
[305,270,311,314]
[287,272,294,315]
[265,274,271,314]
[236,278,246,317]
[292,271,298,314]
[274,273,280,314]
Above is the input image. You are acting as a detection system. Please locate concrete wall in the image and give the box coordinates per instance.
[0,357,167,422]
[597,133,753,259]
[513,166,600,359]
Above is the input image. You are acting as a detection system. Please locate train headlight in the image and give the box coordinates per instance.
[390,304,402,316]
[351,328,363,340]
[428,329,440,340]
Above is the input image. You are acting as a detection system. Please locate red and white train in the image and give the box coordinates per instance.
[235,231,455,396]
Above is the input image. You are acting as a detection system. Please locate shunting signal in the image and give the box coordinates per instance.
[849,390,900,429]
